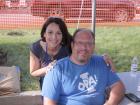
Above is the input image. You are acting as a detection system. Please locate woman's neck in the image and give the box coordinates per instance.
[47,45,61,57]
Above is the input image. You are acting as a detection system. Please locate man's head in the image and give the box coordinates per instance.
[70,28,95,65]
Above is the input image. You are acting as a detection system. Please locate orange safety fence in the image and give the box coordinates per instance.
[0,0,140,29]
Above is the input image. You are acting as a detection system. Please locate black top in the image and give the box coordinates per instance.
[30,40,70,68]
[30,40,70,89]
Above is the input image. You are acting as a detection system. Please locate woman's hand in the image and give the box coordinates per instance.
[103,53,116,72]
[45,60,57,74]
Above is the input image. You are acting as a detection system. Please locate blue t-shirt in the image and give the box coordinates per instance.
[42,55,120,105]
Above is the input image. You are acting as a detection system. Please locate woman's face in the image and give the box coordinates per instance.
[44,22,62,49]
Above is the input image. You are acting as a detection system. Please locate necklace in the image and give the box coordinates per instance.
[50,56,54,61]
[47,45,62,61]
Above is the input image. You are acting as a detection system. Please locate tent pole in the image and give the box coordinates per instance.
[91,0,96,34]
[77,0,84,29]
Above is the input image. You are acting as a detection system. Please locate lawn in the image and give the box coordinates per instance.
[0,26,140,90]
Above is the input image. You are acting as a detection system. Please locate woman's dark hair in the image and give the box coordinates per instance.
[41,17,72,53]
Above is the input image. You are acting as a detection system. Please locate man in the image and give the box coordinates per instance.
[42,28,125,105]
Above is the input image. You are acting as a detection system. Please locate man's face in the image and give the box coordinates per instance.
[71,30,95,64]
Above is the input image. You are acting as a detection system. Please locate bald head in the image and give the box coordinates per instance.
[72,28,95,43]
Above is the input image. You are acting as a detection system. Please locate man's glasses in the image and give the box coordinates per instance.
[74,41,94,47]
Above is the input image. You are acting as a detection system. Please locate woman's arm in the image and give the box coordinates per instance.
[30,51,56,77]
[30,51,46,77]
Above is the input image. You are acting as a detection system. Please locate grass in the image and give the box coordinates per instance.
[96,27,140,71]
[0,29,41,90]
[0,26,140,90]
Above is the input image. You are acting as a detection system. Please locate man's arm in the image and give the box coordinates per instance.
[44,97,57,105]
[104,81,125,105]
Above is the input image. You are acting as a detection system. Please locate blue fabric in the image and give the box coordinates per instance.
[30,40,70,89]
[42,55,120,105]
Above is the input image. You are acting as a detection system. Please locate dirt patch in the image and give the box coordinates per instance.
[7,31,26,36]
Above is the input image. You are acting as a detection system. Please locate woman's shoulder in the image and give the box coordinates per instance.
[30,40,44,58]
[31,40,41,48]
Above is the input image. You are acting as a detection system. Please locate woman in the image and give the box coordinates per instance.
[30,17,115,90]
[30,17,72,89]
